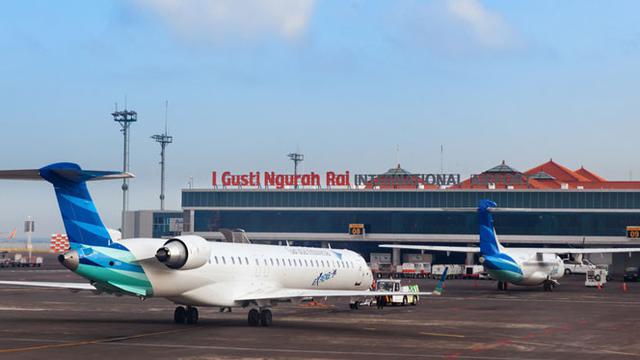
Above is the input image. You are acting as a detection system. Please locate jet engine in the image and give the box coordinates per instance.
[155,235,211,270]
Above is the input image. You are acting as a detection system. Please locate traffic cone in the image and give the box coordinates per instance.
[623,282,628,293]
[596,283,602,291]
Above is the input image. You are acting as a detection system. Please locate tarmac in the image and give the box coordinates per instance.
[1,254,640,359]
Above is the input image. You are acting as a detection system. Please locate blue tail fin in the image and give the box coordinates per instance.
[0,162,133,249]
[478,199,501,256]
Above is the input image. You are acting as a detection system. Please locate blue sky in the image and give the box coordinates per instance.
[1,0,640,237]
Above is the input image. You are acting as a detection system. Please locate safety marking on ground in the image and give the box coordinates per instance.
[99,341,549,359]
[420,332,465,338]
[0,327,193,354]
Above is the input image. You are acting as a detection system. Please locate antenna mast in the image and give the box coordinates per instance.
[287,152,304,189]
[151,101,173,210]
[112,103,137,233]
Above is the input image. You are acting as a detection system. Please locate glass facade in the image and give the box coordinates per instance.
[183,190,640,210]
[192,210,640,237]
[152,211,183,238]
[183,190,640,238]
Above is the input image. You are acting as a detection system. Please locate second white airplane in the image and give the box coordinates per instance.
[382,199,640,291]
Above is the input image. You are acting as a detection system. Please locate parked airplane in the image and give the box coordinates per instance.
[0,162,447,326]
[381,199,640,291]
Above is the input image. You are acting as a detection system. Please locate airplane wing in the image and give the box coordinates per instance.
[526,248,640,254]
[235,289,440,301]
[379,244,480,253]
[0,280,96,291]
[235,267,449,302]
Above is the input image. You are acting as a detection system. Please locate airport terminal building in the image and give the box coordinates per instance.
[131,160,640,273]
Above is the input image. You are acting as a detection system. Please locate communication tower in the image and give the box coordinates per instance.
[151,101,173,210]
[287,152,304,189]
[112,105,137,233]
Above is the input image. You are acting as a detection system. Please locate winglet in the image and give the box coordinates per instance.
[433,266,449,296]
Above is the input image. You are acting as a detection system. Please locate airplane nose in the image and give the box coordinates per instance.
[58,250,79,271]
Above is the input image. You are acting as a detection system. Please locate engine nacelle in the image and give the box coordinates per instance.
[155,235,211,270]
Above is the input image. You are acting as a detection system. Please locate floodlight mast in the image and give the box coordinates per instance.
[287,152,304,189]
[151,101,173,210]
[112,106,137,234]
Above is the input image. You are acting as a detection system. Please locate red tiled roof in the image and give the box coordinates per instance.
[575,167,607,182]
[524,159,590,183]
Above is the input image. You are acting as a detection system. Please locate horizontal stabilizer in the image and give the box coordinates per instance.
[0,164,133,183]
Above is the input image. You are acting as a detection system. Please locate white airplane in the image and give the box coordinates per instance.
[0,162,447,326]
[381,199,640,291]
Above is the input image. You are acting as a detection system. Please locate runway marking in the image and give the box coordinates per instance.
[0,307,48,311]
[105,341,548,360]
[420,332,465,338]
[0,327,193,354]
[433,296,640,306]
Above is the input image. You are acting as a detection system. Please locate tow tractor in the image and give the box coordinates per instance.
[374,279,419,307]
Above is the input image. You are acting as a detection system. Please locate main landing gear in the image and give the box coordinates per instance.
[248,308,273,327]
[497,281,509,291]
[174,306,199,324]
[543,280,556,292]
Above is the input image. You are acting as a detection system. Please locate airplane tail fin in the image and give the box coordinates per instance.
[0,163,133,249]
[433,266,449,296]
[478,199,503,256]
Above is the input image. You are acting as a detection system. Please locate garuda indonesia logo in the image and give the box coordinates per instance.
[330,250,343,260]
[312,269,337,286]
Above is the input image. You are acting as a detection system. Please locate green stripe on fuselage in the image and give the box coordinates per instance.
[487,269,524,283]
[76,263,152,297]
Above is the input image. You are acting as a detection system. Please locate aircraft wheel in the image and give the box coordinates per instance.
[186,307,199,324]
[174,306,186,324]
[402,296,408,306]
[497,281,503,291]
[411,296,418,305]
[248,309,260,326]
[353,301,360,310]
[260,309,273,327]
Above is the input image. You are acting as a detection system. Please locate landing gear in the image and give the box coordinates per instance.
[174,306,199,324]
[497,281,509,291]
[174,306,186,324]
[248,308,273,327]
[349,301,360,310]
[543,281,555,292]
[248,309,260,326]
[186,306,199,324]
[260,309,273,327]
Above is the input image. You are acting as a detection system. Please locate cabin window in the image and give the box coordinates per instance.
[231,257,235,265]
[298,259,302,266]
[263,259,268,266]
[221,257,226,265]
[255,259,259,266]
[288,259,292,266]
[276,258,280,266]
[304,259,308,267]
[315,260,319,267]
[270,258,274,266]
[214,256,219,264]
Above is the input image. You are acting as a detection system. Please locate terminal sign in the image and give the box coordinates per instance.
[349,224,365,236]
[627,226,640,239]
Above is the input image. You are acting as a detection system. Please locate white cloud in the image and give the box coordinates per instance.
[136,0,315,42]
[445,0,515,49]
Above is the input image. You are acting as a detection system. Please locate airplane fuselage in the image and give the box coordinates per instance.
[111,239,373,307]
[482,249,564,286]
